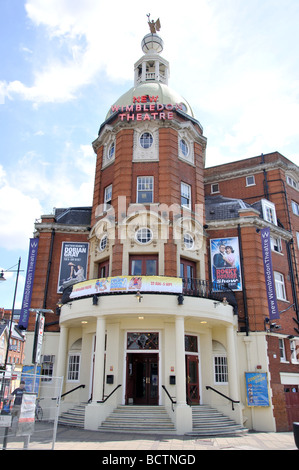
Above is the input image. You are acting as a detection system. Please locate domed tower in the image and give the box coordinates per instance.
[90,23,207,282]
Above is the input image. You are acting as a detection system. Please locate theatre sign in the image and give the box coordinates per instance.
[111,95,185,122]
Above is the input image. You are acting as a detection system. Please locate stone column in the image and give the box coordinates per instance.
[56,325,68,379]
[175,316,186,405]
[92,316,106,402]
[175,315,192,433]
[226,325,239,401]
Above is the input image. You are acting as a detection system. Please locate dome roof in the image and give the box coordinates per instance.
[106,81,194,119]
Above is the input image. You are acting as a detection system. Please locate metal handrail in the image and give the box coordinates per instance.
[162,385,176,412]
[52,384,85,401]
[97,384,122,403]
[206,385,240,410]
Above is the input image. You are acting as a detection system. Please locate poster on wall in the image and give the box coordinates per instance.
[210,237,242,291]
[245,372,270,407]
[57,242,89,293]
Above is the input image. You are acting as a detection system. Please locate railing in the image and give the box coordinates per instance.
[206,385,240,411]
[182,279,238,314]
[97,384,122,404]
[162,385,176,412]
[53,384,85,401]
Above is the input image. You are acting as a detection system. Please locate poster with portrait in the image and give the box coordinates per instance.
[210,237,242,291]
[57,242,89,293]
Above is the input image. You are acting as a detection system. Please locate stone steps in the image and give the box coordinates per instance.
[186,405,248,437]
[58,403,86,428]
[98,405,176,434]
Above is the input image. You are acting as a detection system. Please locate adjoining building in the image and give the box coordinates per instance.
[22,24,299,434]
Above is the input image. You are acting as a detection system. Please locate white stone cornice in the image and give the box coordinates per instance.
[204,159,299,184]
[34,222,90,234]
[205,215,293,241]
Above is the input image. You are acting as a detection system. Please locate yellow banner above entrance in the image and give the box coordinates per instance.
[70,275,182,299]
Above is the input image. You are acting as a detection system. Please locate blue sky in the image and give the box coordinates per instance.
[1,0,299,309]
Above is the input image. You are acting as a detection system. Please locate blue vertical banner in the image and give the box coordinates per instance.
[19,238,39,329]
[260,227,280,320]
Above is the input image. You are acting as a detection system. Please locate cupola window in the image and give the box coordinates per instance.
[140,132,153,149]
[180,139,189,157]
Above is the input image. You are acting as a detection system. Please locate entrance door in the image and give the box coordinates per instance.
[285,386,299,430]
[186,355,200,404]
[126,353,159,405]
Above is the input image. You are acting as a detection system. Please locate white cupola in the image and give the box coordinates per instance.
[134,32,169,86]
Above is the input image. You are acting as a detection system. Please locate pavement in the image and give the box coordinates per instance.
[52,426,298,451]
[2,424,298,452]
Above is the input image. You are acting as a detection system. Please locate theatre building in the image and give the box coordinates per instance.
[22,26,299,435]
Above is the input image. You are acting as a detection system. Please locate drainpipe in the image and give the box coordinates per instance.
[261,153,270,200]
[238,224,249,336]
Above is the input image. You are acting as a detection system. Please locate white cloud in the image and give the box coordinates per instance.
[0,182,42,251]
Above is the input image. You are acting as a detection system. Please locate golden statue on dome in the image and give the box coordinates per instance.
[147,14,161,33]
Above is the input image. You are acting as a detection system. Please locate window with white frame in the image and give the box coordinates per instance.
[212,340,228,384]
[139,132,153,149]
[211,183,219,194]
[137,176,154,203]
[181,182,191,209]
[274,272,287,300]
[104,184,112,209]
[279,338,286,362]
[261,199,277,225]
[292,200,299,216]
[214,356,228,384]
[296,232,299,249]
[290,339,299,363]
[286,175,298,189]
[41,355,55,382]
[135,227,153,244]
[270,236,282,253]
[246,175,255,186]
[67,353,81,381]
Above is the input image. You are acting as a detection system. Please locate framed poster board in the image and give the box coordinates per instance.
[245,372,270,407]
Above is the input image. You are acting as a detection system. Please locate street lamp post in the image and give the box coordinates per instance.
[0,257,23,374]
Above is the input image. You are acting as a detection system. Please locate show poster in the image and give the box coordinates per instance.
[57,242,89,292]
[70,276,183,299]
[210,237,242,291]
[245,372,270,407]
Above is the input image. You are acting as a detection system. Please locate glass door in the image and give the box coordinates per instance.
[126,353,159,405]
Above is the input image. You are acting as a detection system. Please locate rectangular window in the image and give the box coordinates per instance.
[214,356,228,384]
[279,338,286,362]
[137,176,153,203]
[291,200,299,216]
[42,361,54,382]
[296,232,299,249]
[67,353,81,381]
[130,255,158,276]
[246,175,255,186]
[211,183,219,194]
[181,182,191,209]
[274,272,286,300]
[261,199,277,225]
[290,339,299,364]
[104,184,112,208]
[270,236,282,253]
